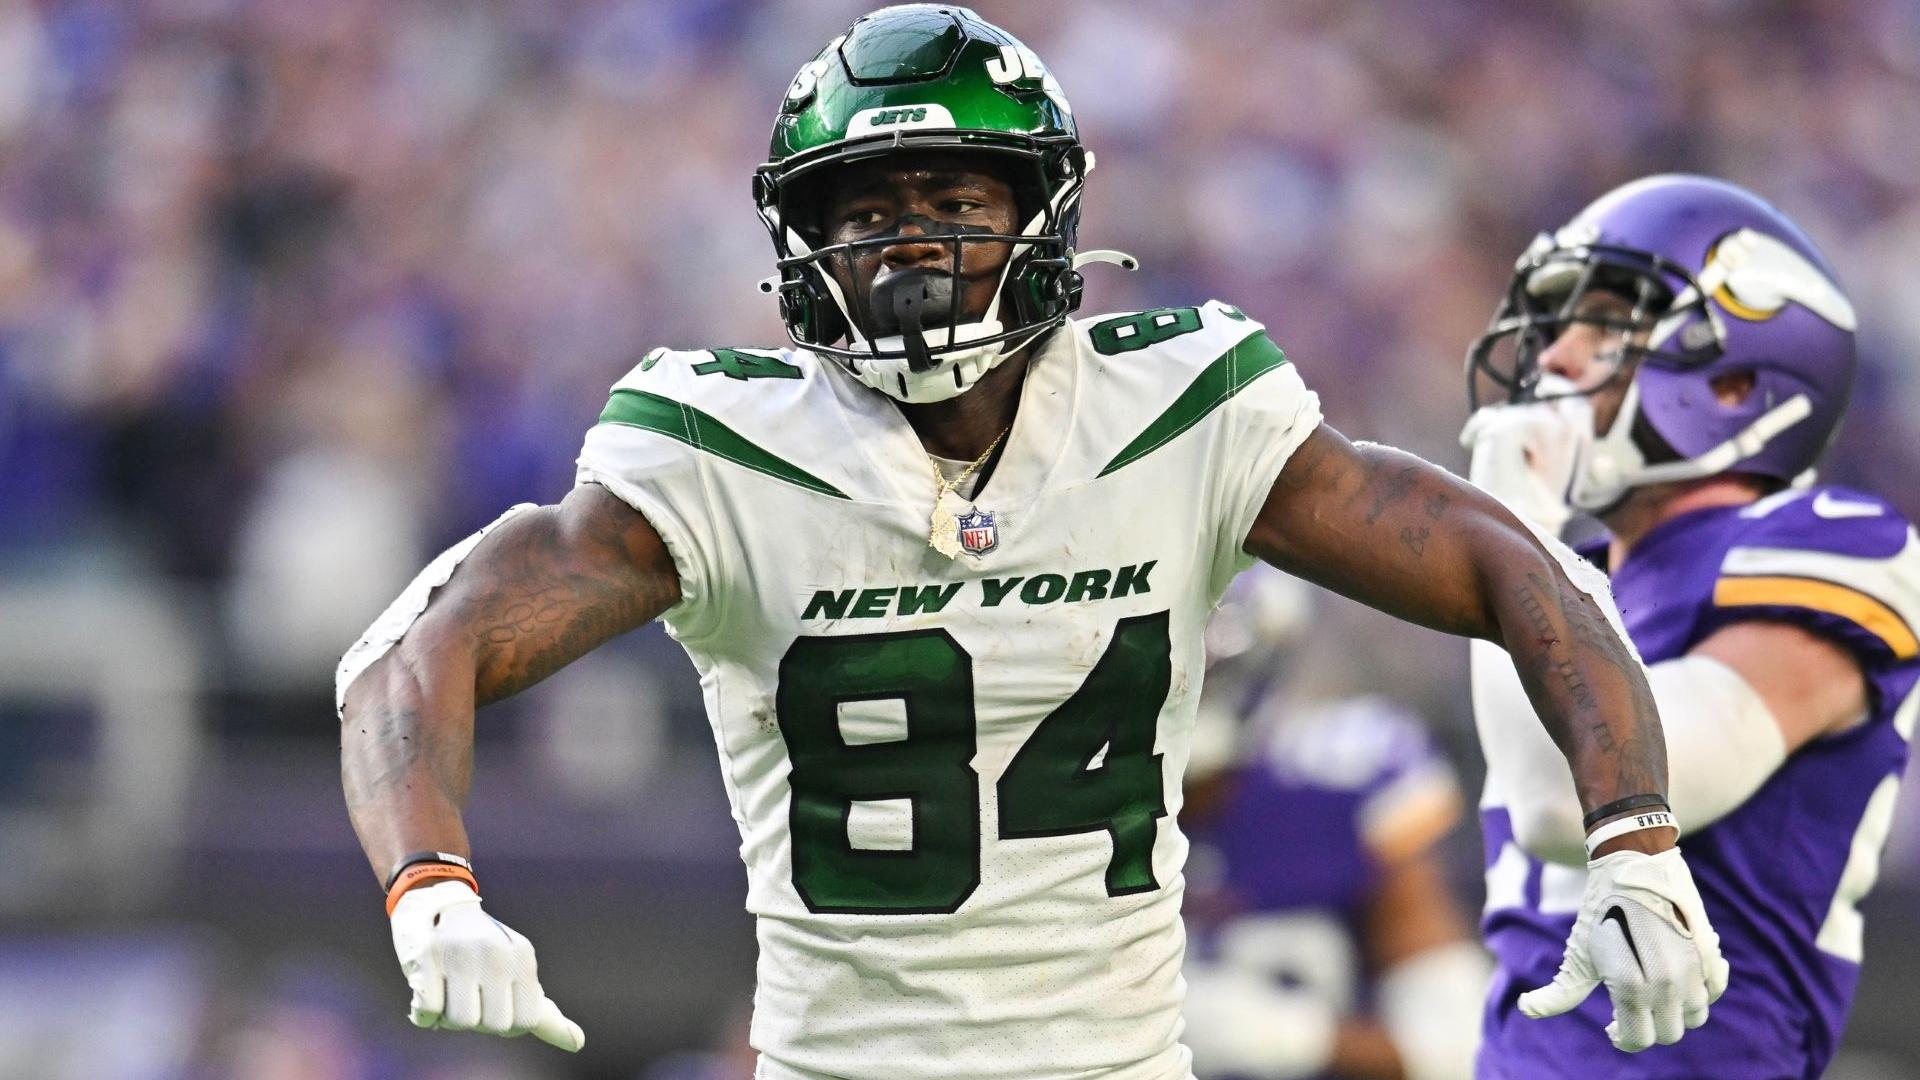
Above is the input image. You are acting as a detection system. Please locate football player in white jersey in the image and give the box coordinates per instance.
[339,8,1725,1079]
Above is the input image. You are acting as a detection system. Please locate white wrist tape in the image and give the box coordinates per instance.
[1584,809,1679,858]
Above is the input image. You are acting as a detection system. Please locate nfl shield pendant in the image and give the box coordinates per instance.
[956,507,998,556]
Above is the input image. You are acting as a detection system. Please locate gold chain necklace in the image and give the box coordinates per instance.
[928,426,1009,559]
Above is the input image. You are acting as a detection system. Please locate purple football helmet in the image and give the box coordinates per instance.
[1467,174,1858,511]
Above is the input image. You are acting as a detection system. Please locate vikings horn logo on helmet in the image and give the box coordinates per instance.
[1467,174,1857,512]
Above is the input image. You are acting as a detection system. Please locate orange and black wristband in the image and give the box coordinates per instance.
[384,851,478,916]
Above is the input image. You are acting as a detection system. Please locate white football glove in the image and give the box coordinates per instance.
[1519,848,1729,1052]
[1181,963,1337,1079]
[1460,379,1592,534]
[389,880,586,1052]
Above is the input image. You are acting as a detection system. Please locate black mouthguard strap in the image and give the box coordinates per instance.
[873,265,959,371]
[894,282,935,373]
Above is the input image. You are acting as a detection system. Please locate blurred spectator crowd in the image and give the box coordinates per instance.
[2,0,1920,1077]
[4,0,1920,686]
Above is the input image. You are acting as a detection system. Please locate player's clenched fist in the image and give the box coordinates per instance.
[1520,848,1729,1052]
[389,880,586,1052]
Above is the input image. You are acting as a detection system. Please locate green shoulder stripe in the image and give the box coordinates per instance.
[1098,331,1291,477]
[598,389,849,499]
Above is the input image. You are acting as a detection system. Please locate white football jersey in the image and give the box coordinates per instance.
[574,301,1321,1080]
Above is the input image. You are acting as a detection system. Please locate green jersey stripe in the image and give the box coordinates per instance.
[599,389,850,499]
[1097,331,1291,477]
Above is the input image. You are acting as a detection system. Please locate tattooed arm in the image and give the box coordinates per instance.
[341,483,680,881]
[1244,426,1671,856]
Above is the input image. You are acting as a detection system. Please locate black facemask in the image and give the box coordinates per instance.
[856,214,995,371]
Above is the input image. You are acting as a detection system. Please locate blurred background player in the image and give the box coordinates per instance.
[1179,568,1489,1080]
[1462,175,1920,1079]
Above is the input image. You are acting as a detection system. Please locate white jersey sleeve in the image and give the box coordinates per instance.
[1080,299,1323,593]
[1206,319,1322,581]
[572,347,747,641]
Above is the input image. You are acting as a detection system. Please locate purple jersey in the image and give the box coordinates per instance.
[1479,487,1920,1080]
[1186,697,1462,1071]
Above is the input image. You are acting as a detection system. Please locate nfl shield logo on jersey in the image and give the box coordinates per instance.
[957,508,998,556]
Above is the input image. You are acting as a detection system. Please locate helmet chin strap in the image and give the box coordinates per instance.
[1570,378,1815,512]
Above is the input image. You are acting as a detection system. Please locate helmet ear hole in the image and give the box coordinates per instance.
[780,276,848,346]
[1710,370,1757,408]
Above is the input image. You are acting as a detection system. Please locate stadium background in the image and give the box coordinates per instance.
[2,0,1918,1077]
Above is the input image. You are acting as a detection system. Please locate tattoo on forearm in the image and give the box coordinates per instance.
[1590,723,1618,752]
[1270,430,1667,808]
[1513,576,1595,711]
[342,698,472,857]
[341,489,672,877]
[1508,568,1666,802]
[344,706,430,822]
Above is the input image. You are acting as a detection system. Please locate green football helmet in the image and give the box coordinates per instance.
[753,5,1133,403]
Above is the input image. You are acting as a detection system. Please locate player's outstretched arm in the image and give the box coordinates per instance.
[342,483,679,875]
[340,482,679,1052]
[1246,426,1663,812]
[1245,425,1728,1051]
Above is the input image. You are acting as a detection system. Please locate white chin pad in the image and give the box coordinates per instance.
[845,319,1017,404]
[856,318,1004,356]
[1533,372,1583,400]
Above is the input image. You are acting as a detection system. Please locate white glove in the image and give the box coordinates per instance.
[389,880,586,1052]
[1460,381,1592,534]
[1519,848,1729,1052]
[1181,963,1337,1079]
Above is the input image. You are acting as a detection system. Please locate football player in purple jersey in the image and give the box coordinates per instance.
[1179,570,1490,1080]
[1462,174,1920,1079]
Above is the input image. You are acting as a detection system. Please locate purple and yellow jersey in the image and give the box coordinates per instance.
[1186,697,1462,1029]
[1479,487,1920,1080]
